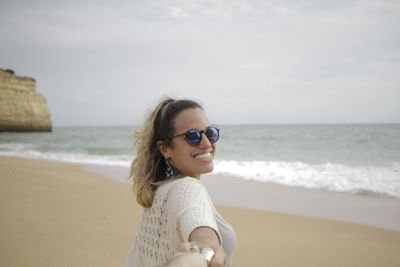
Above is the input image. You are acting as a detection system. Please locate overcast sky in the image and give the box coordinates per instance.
[1,0,399,126]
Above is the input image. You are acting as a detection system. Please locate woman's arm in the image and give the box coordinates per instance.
[190,227,227,267]
[169,179,227,266]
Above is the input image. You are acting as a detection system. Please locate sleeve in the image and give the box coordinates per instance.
[168,178,221,245]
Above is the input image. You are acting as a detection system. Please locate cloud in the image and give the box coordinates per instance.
[1,0,399,125]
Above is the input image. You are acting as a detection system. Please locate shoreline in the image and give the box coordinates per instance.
[82,163,400,232]
[1,156,400,267]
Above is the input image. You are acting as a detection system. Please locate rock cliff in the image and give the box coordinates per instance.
[0,69,52,132]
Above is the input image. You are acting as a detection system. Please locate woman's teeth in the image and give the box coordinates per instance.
[194,152,212,159]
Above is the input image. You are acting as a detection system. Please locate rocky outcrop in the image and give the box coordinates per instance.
[0,69,52,132]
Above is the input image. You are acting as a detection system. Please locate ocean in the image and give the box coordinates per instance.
[1,124,399,198]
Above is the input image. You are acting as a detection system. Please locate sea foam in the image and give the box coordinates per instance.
[213,160,400,198]
[1,142,399,199]
[0,143,132,167]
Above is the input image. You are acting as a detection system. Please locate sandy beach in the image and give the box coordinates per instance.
[1,157,400,267]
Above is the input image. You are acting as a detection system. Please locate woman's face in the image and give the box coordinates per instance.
[162,108,216,179]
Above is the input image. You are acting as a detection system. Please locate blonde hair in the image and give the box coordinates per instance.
[130,97,202,208]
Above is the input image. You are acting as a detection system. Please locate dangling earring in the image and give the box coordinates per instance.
[165,158,174,177]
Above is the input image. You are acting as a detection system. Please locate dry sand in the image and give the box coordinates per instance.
[1,157,400,267]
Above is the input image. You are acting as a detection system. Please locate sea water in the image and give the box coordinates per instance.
[1,124,399,198]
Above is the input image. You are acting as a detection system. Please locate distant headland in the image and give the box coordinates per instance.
[0,69,52,132]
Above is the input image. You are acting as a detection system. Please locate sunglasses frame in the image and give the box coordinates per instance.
[167,126,220,146]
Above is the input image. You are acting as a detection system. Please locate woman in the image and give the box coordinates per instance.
[126,98,236,267]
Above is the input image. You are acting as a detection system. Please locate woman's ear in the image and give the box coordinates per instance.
[157,141,170,159]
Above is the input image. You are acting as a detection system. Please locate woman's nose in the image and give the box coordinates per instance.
[198,132,211,147]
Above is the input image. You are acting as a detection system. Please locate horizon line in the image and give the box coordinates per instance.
[52,122,400,128]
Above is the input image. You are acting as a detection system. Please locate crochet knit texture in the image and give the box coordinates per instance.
[126,177,221,267]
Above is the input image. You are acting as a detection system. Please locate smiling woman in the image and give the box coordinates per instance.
[126,97,236,267]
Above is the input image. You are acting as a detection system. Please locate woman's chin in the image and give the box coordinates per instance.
[187,164,214,178]
[200,163,214,174]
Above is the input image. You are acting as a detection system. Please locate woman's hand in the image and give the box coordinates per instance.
[164,242,207,267]
[189,227,227,267]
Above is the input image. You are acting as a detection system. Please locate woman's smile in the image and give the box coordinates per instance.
[192,151,213,161]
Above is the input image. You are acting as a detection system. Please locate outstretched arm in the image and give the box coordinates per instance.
[170,179,227,266]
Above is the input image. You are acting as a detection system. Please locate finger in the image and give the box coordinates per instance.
[189,243,200,253]
[209,249,226,267]
[178,242,191,253]
[210,256,225,267]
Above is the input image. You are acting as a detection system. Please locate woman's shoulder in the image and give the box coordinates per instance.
[156,177,204,196]
[170,177,204,191]
[173,177,201,185]
[156,177,207,200]
[159,177,201,188]
[169,177,211,204]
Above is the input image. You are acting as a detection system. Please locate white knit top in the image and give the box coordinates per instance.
[126,177,236,267]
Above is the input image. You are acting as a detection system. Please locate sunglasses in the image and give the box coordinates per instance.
[167,126,220,147]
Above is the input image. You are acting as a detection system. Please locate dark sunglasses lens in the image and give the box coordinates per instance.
[186,130,202,146]
[206,127,219,143]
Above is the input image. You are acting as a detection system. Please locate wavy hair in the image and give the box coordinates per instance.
[130,97,203,208]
